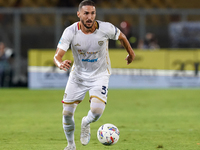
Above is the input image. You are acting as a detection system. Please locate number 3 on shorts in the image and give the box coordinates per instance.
[101,86,108,97]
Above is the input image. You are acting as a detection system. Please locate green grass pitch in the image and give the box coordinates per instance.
[0,88,200,150]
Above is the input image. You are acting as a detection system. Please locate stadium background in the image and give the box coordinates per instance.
[1,0,200,88]
[1,2,200,150]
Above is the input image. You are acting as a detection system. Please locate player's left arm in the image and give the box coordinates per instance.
[118,31,136,65]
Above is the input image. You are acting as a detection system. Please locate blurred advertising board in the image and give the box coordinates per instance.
[28,49,200,89]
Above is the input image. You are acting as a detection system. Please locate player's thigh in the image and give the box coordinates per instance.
[89,75,109,104]
[63,76,88,104]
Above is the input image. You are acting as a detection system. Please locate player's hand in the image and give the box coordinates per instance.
[60,60,71,71]
[125,54,135,65]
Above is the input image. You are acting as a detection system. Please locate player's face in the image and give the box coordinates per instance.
[78,5,96,29]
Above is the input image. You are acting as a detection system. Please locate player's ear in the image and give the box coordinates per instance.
[77,11,80,18]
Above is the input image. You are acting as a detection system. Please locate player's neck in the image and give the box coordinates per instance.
[80,21,97,34]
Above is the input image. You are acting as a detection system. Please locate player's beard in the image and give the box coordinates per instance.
[81,19,95,29]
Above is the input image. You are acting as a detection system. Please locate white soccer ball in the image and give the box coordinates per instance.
[97,123,120,145]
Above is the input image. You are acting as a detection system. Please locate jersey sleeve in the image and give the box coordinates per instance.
[104,22,120,40]
[57,27,74,51]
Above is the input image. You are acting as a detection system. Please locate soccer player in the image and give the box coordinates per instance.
[53,0,135,150]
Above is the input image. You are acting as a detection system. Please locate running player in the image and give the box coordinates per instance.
[53,0,135,150]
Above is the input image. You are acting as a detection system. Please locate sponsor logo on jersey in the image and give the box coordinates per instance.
[78,50,86,57]
[87,51,99,54]
[98,41,104,46]
[82,58,98,62]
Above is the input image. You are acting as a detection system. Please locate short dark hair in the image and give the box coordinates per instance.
[78,0,95,10]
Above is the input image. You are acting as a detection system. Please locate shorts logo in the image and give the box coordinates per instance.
[98,41,104,46]
[63,93,67,99]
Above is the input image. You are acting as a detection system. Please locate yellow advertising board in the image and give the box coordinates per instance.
[167,50,200,70]
[28,49,73,67]
[109,50,166,69]
[29,49,200,71]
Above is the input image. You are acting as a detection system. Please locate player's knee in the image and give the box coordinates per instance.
[62,103,77,116]
[90,98,106,122]
[63,110,73,117]
[91,107,103,116]
[90,98,105,115]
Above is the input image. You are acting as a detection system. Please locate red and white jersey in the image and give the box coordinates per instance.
[57,20,120,81]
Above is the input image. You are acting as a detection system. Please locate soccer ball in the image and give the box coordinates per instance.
[97,123,120,145]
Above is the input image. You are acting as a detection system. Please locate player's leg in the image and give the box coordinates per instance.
[80,97,106,145]
[63,103,77,150]
[83,97,106,125]
[80,75,109,146]
[63,74,88,150]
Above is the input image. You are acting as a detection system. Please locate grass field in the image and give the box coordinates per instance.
[0,88,200,150]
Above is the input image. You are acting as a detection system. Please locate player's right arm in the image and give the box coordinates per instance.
[54,48,71,71]
[54,24,75,71]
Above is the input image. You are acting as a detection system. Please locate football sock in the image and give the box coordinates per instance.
[63,103,77,146]
[84,98,106,126]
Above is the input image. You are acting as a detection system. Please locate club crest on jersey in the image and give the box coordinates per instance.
[98,41,104,46]
[78,50,86,57]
